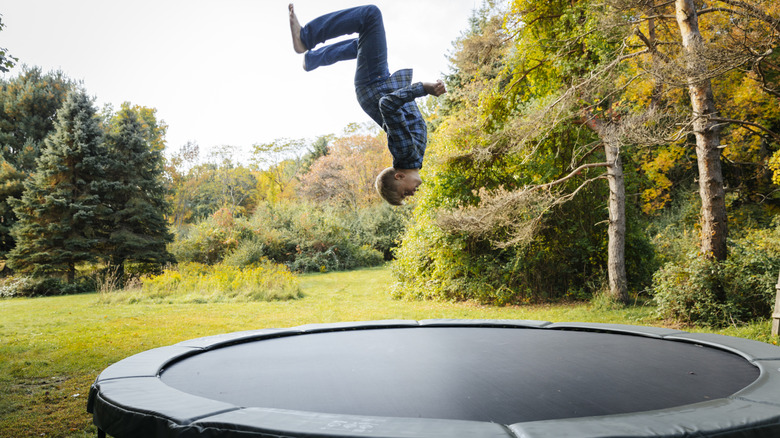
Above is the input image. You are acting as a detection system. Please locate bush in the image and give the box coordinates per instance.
[348,204,412,260]
[652,254,728,326]
[721,228,780,321]
[169,212,252,265]
[289,244,384,273]
[176,202,405,273]
[645,190,702,266]
[222,238,272,268]
[0,277,34,298]
[653,224,780,326]
[0,276,95,297]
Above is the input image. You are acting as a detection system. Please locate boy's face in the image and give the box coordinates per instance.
[396,172,422,201]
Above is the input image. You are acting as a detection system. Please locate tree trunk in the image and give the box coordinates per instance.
[67,261,75,284]
[584,115,629,304]
[675,0,728,261]
[605,140,628,303]
[112,257,126,288]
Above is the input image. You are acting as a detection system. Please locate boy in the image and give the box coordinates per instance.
[289,4,446,205]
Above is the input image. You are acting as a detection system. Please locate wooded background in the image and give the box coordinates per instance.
[1,0,780,327]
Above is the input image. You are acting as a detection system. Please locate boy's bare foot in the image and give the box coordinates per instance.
[289,4,307,54]
[423,80,447,97]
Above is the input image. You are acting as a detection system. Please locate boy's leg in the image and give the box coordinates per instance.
[295,5,389,86]
[304,39,357,72]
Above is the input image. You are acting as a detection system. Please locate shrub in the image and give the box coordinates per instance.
[179,202,406,273]
[0,277,34,298]
[653,224,780,326]
[289,244,384,273]
[645,190,701,267]
[0,276,95,297]
[348,204,412,260]
[222,238,270,268]
[652,254,727,326]
[169,215,251,265]
[721,228,780,321]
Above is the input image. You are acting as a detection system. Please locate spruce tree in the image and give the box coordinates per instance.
[0,67,75,256]
[8,90,106,282]
[0,67,75,172]
[102,104,174,281]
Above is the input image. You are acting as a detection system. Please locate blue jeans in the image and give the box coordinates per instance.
[300,5,390,87]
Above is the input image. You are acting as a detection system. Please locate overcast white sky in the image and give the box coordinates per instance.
[1,0,478,162]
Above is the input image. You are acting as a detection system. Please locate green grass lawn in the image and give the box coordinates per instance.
[1,265,776,437]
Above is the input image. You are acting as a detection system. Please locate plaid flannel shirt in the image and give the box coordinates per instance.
[355,69,428,169]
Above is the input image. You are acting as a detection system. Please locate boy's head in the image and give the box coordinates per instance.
[375,167,422,205]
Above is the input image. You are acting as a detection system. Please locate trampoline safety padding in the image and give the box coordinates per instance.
[87,320,780,437]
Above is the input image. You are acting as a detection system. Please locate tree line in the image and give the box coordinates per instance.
[0,65,406,292]
[165,124,391,226]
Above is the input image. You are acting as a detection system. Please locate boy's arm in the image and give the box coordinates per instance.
[379,84,427,169]
[379,80,446,115]
[379,82,427,116]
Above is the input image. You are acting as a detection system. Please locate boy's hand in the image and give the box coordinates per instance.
[423,80,446,97]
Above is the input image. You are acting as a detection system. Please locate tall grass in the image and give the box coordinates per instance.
[98,261,302,304]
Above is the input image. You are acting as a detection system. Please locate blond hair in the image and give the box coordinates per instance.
[375,167,404,205]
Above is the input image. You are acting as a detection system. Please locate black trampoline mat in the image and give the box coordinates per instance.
[160,327,759,423]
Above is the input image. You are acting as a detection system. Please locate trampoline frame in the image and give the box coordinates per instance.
[87,320,780,438]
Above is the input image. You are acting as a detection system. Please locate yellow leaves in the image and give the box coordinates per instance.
[716,74,780,165]
[769,151,780,186]
[641,187,672,215]
[641,145,687,214]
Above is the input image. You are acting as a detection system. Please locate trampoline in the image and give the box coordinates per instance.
[87,320,780,437]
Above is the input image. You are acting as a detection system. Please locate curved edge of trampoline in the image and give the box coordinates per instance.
[86,320,780,438]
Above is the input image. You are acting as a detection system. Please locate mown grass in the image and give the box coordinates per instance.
[0,264,776,437]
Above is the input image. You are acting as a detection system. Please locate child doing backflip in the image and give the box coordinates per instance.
[288,4,446,205]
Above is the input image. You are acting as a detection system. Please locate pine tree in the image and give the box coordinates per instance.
[102,104,174,281]
[0,67,75,256]
[0,67,75,171]
[8,90,106,282]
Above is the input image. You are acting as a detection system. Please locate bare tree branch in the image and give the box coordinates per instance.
[698,7,745,17]
[634,28,673,62]
[437,167,609,249]
[713,0,780,32]
[708,116,780,142]
[539,162,611,190]
[572,141,606,169]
